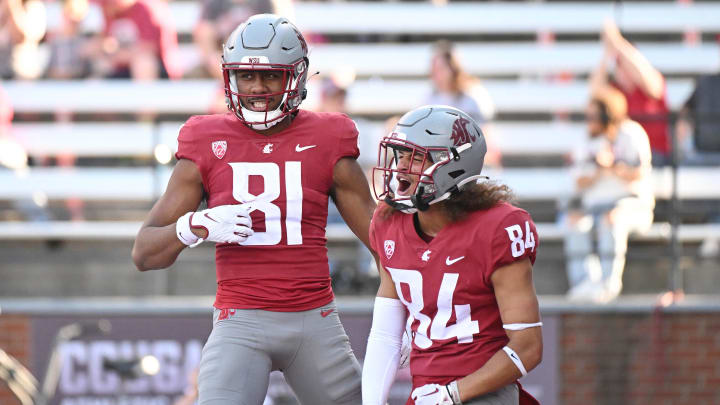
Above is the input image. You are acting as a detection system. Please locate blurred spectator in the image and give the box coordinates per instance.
[562,87,654,303]
[38,0,94,220]
[45,0,93,80]
[98,0,180,80]
[591,20,670,166]
[424,41,500,167]
[675,73,720,165]
[192,0,274,79]
[317,75,349,114]
[0,80,27,171]
[0,0,47,80]
[0,81,51,221]
[311,72,378,291]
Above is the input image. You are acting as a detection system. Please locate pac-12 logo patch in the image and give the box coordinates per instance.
[212,141,227,159]
[384,240,395,260]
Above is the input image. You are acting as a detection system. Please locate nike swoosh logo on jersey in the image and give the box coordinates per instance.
[295,144,317,152]
[446,256,465,265]
[321,309,334,317]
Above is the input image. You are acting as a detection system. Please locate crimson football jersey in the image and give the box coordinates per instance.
[176,110,359,311]
[369,202,539,394]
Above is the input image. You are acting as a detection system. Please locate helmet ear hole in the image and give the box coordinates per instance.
[449,170,465,179]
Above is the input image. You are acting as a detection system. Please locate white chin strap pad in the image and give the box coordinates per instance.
[240,107,284,130]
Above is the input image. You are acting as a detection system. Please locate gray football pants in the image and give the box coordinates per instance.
[198,301,362,405]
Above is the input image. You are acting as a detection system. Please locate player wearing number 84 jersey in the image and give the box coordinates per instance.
[133,14,374,405]
[362,106,542,405]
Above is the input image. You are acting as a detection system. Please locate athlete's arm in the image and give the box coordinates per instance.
[362,262,404,405]
[330,157,376,250]
[589,47,611,95]
[454,258,542,402]
[132,159,204,270]
[604,21,664,100]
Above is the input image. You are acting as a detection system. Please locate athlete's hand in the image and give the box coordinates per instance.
[410,384,454,405]
[176,204,253,246]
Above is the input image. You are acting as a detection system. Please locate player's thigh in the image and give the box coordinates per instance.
[283,302,362,405]
[198,309,272,405]
[464,383,519,405]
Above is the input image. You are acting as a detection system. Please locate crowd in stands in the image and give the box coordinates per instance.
[0,0,719,302]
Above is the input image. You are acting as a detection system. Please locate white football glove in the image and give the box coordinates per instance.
[399,329,411,369]
[176,204,253,247]
[411,382,461,405]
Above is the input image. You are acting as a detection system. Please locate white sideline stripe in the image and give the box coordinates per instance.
[3,79,695,114]
[44,2,720,35]
[0,221,718,242]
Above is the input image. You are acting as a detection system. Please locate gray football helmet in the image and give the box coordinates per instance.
[373,105,487,212]
[222,14,309,129]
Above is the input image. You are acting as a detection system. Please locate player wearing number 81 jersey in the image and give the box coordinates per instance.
[133,14,374,405]
[362,106,542,405]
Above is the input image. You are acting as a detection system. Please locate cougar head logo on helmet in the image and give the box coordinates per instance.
[373,105,487,213]
[222,14,309,130]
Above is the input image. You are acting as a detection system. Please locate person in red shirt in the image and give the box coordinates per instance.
[99,0,180,79]
[591,19,670,166]
[132,15,374,404]
[362,106,542,405]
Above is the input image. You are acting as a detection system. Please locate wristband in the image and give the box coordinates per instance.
[176,212,203,247]
[502,346,528,376]
[446,380,462,405]
[503,322,542,331]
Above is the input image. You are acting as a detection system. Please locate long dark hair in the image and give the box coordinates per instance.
[440,180,514,222]
[432,40,474,95]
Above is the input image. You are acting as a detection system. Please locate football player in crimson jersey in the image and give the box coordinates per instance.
[361,106,542,405]
[132,14,374,405]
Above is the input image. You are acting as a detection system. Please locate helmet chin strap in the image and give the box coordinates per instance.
[240,107,284,130]
[384,196,417,214]
[234,70,299,130]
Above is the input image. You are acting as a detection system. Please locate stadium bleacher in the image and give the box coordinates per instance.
[43,1,720,36]
[0,77,699,116]
[2,0,719,298]
[3,5,720,405]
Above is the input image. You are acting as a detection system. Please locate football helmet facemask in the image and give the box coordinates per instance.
[373,105,487,213]
[222,14,309,130]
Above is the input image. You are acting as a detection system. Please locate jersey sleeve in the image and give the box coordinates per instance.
[175,116,202,166]
[333,114,360,166]
[489,209,539,274]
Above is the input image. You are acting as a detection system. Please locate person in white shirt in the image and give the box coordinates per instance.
[563,86,654,303]
[423,41,500,167]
